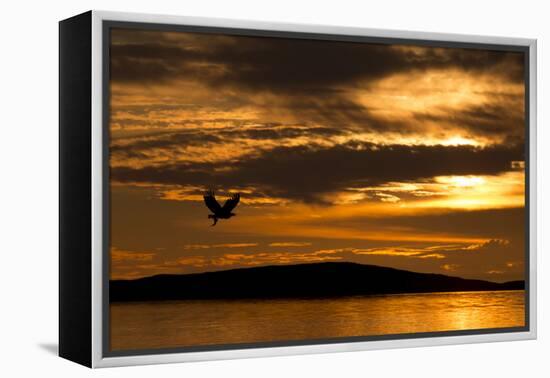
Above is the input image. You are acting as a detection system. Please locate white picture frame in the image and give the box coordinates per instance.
[59,10,537,368]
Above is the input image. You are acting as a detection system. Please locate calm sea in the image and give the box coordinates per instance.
[110,290,525,351]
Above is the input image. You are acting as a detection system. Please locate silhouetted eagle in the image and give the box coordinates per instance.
[203,190,240,226]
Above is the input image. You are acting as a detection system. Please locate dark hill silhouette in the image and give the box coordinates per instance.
[110,262,524,302]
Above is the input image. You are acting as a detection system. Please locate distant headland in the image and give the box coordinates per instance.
[110,262,524,302]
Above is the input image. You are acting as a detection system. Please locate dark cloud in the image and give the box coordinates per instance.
[321,208,525,240]
[110,131,222,157]
[110,125,346,158]
[111,118,174,128]
[112,141,524,203]
[110,30,525,140]
[110,29,524,90]
[413,103,525,139]
[221,125,345,140]
[206,40,524,92]
[110,55,180,84]
[111,97,524,142]
[112,103,202,115]
[111,116,262,130]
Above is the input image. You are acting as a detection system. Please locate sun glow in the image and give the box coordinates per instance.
[436,175,486,188]
[440,136,480,146]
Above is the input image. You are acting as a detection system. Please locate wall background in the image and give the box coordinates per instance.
[0,0,546,376]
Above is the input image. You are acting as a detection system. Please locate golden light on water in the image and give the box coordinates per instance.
[111,291,525,350]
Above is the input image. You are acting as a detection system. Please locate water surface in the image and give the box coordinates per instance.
[110,290,525,351]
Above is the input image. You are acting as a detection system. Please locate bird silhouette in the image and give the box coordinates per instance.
[203,190,240,226]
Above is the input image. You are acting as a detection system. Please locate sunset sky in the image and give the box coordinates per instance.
[108,27,526,282]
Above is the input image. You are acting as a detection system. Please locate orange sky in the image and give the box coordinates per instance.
[108,28,526,282]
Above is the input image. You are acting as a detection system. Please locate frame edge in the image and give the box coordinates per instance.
[59,10,93,368]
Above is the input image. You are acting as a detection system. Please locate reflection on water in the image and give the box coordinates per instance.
[110,290,525,351]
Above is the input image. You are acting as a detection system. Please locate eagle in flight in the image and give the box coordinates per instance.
[203,190,241,226]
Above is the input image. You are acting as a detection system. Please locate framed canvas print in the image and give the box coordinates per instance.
[59,10,537,368]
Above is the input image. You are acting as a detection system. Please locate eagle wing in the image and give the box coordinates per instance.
[204,190,222,214]
[222,193,240,212]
